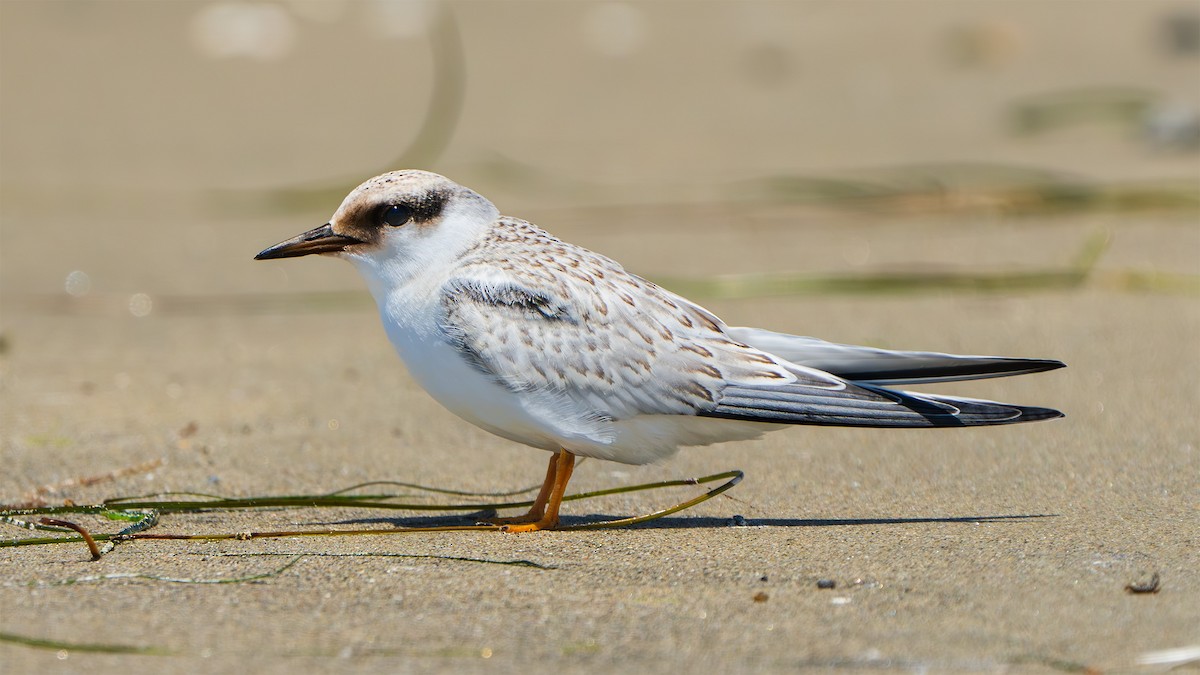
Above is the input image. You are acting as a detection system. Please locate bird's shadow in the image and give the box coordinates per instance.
[591,513,1057,529]
[316,512,1057,530]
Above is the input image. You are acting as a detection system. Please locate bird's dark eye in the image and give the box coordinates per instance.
[380,204,413,227]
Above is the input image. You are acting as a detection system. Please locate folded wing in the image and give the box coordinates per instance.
[439,221,1065,436]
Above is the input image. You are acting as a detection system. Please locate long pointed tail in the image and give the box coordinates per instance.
[727,326,1065,386]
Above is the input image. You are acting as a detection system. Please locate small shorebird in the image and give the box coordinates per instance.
[256,170,1064,532]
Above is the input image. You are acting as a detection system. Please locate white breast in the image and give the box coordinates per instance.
[378,300,566,452]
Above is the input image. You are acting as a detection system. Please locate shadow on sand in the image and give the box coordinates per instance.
[324,512,1057,530]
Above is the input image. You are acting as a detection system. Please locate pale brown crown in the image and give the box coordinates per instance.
[329,170,470,247]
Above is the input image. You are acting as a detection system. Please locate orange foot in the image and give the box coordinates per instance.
[499,515,560,534]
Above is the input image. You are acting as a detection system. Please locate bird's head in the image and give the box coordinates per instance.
[254,170,499,286]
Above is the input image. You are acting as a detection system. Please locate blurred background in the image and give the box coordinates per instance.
[2,0,1197,298]
[0,0,1197,487]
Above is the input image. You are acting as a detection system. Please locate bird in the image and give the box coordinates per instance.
[255,170,1064,533]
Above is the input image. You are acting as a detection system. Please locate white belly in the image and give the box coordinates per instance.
[384,321,565,452]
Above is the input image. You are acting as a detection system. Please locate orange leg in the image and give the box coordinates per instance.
[493,450,575,533]
[488,451,558,526]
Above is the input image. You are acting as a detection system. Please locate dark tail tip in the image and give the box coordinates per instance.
[1018,405,1065,422]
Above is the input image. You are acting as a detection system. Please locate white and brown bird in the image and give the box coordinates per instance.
[256,170,1064,532]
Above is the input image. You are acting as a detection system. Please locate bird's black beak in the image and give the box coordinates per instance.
[254,223,365,260]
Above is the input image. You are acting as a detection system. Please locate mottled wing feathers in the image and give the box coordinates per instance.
[437,218,824,421]
[444,279,575,323]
